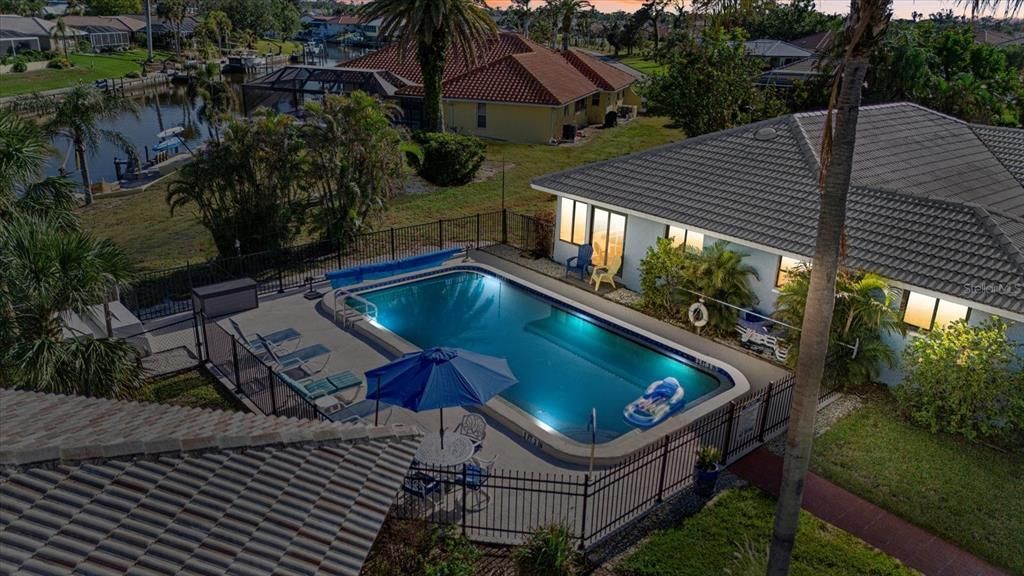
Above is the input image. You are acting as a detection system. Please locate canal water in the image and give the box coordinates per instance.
[43,44,373,185]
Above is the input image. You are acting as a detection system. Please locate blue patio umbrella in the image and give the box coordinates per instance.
[365,347,518,448]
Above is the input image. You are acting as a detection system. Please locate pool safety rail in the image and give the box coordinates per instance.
[186,299,843,552]
[121,210,550,321]
[332,287,378,328]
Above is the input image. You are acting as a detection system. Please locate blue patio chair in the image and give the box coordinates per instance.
[457,454,495,512]
[564,244,593,280]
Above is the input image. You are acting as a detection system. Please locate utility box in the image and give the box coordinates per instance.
[192,278,258,318]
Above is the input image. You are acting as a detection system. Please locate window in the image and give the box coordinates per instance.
[575,99,587,113]
[476,102,486,128]
[775,256,802,288]
[666,225,704,252]
[564,105,570,117]
[559,197,588,244]
[902,291,969,330]
[591,208,626,268]
[591,93,600,106]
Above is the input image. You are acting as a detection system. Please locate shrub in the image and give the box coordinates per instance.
[416,132,486,186]
[125,71,140,78]
[422,525,480,576]
[512,524,579,576]
[47,57,73,69]
[895,318,1024,449]
[773,266,903,386]
[637,239,758,335]
[11,60,27,73]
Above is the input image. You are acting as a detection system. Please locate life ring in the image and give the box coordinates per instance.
[688,302,709,327]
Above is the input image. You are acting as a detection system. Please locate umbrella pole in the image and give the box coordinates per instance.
[440,407,445,450]
[374,375,380,426]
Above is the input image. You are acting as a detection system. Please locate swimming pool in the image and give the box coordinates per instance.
[354,269,736,445]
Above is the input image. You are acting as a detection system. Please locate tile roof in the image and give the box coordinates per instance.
[562,49,635,91]
[344,32,633,106]
[795,103,1024,215]
[0,389,421,575]
[62,15,146,33]
[790,30,833,53]
[745,39,813,59]
[532,103,1024,316]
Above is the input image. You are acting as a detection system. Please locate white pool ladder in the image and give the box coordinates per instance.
[333,288,378,329]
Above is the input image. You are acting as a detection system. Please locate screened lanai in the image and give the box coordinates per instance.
[240,65,411,115]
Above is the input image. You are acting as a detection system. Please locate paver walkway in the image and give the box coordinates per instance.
[730,447,1009,576]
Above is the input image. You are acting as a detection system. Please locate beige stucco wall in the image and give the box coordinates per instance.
[445,100,560,143]
[444,95,595,144]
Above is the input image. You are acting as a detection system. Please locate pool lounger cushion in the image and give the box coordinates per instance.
[280,370,363,401]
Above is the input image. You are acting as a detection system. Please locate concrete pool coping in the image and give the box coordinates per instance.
[322,261,753,465]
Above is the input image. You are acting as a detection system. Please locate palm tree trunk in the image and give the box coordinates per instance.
[76,141,93,205]
[561,14,571,51]
[418,40,447,132]
[766,54,870,576]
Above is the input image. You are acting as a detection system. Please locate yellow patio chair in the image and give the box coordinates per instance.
[590,256,622,291]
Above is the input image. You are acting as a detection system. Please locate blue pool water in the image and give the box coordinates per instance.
[358,271,726,443]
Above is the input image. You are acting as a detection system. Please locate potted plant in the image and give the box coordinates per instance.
[694,446,722,497]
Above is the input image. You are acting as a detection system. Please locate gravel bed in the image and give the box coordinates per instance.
[766,393,864,456]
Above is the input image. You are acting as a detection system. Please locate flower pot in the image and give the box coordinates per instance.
[694,464,722,497]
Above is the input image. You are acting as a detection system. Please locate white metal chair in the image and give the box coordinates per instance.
[454,413,487,451]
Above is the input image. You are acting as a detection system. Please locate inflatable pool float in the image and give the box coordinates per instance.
[624,377,685,428]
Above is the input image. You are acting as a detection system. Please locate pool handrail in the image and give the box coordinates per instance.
[333,287,378,328]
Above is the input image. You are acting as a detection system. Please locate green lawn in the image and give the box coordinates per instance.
[252,39,303,55]
[0,50,170,98]
[617,488,917,576]
[811,396,1024,574]
[79,116,681,269]
[613,55,667,76]
[140,368,242,411]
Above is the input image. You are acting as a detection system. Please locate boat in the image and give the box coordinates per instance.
[623,377,685,428]
[152,136,183,153]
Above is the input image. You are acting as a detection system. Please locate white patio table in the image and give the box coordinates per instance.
[414,432,476,467]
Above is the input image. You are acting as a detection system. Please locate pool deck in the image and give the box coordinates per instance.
[144,251,786,475]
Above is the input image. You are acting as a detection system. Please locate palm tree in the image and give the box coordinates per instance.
[687,241,759,335]
[56,17,70,59]
[358,0,497,133]
[43,84,139,205]
[766,0,1020,573]
[0,112,143,397]
[548,0,591,51]
[157,0,187,59]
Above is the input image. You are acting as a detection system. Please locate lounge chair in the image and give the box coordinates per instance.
[455,413,487,452]
[258,334,331,378]
[279,370,363,403]
[564,244,593,281]
[331,399,393,426]
[229,318,300,354]
[590,256,622,291]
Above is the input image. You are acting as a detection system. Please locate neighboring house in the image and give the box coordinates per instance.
[304,14,383,41]
[0,389,421,575]
[533,103,1024,385]
[975,28,1024,46]
[63,15,145,51]
[744,39,813,69]
[125,14,198,49]
[789,30,833,53]
[343,32,641,143]
[757,56,823,88]
[0,15,85,54]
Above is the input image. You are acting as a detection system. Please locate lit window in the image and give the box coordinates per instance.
[666,225,704,252]
[775,256,802,288]
[559,197,588,245]
[902,291,969,330]
[934,299,969,329]
[592,208,626,267]
[476,102,486,128]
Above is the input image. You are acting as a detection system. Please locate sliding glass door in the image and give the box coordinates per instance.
[591,208,626,268]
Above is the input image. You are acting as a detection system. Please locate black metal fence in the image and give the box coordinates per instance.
[392,354,842,550]
[201,314,324,421]
[122,210,550,321]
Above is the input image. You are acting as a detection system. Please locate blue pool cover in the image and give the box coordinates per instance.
[326,248,463,288]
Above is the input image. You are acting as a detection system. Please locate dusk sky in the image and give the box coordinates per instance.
[484,1,1005,19]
